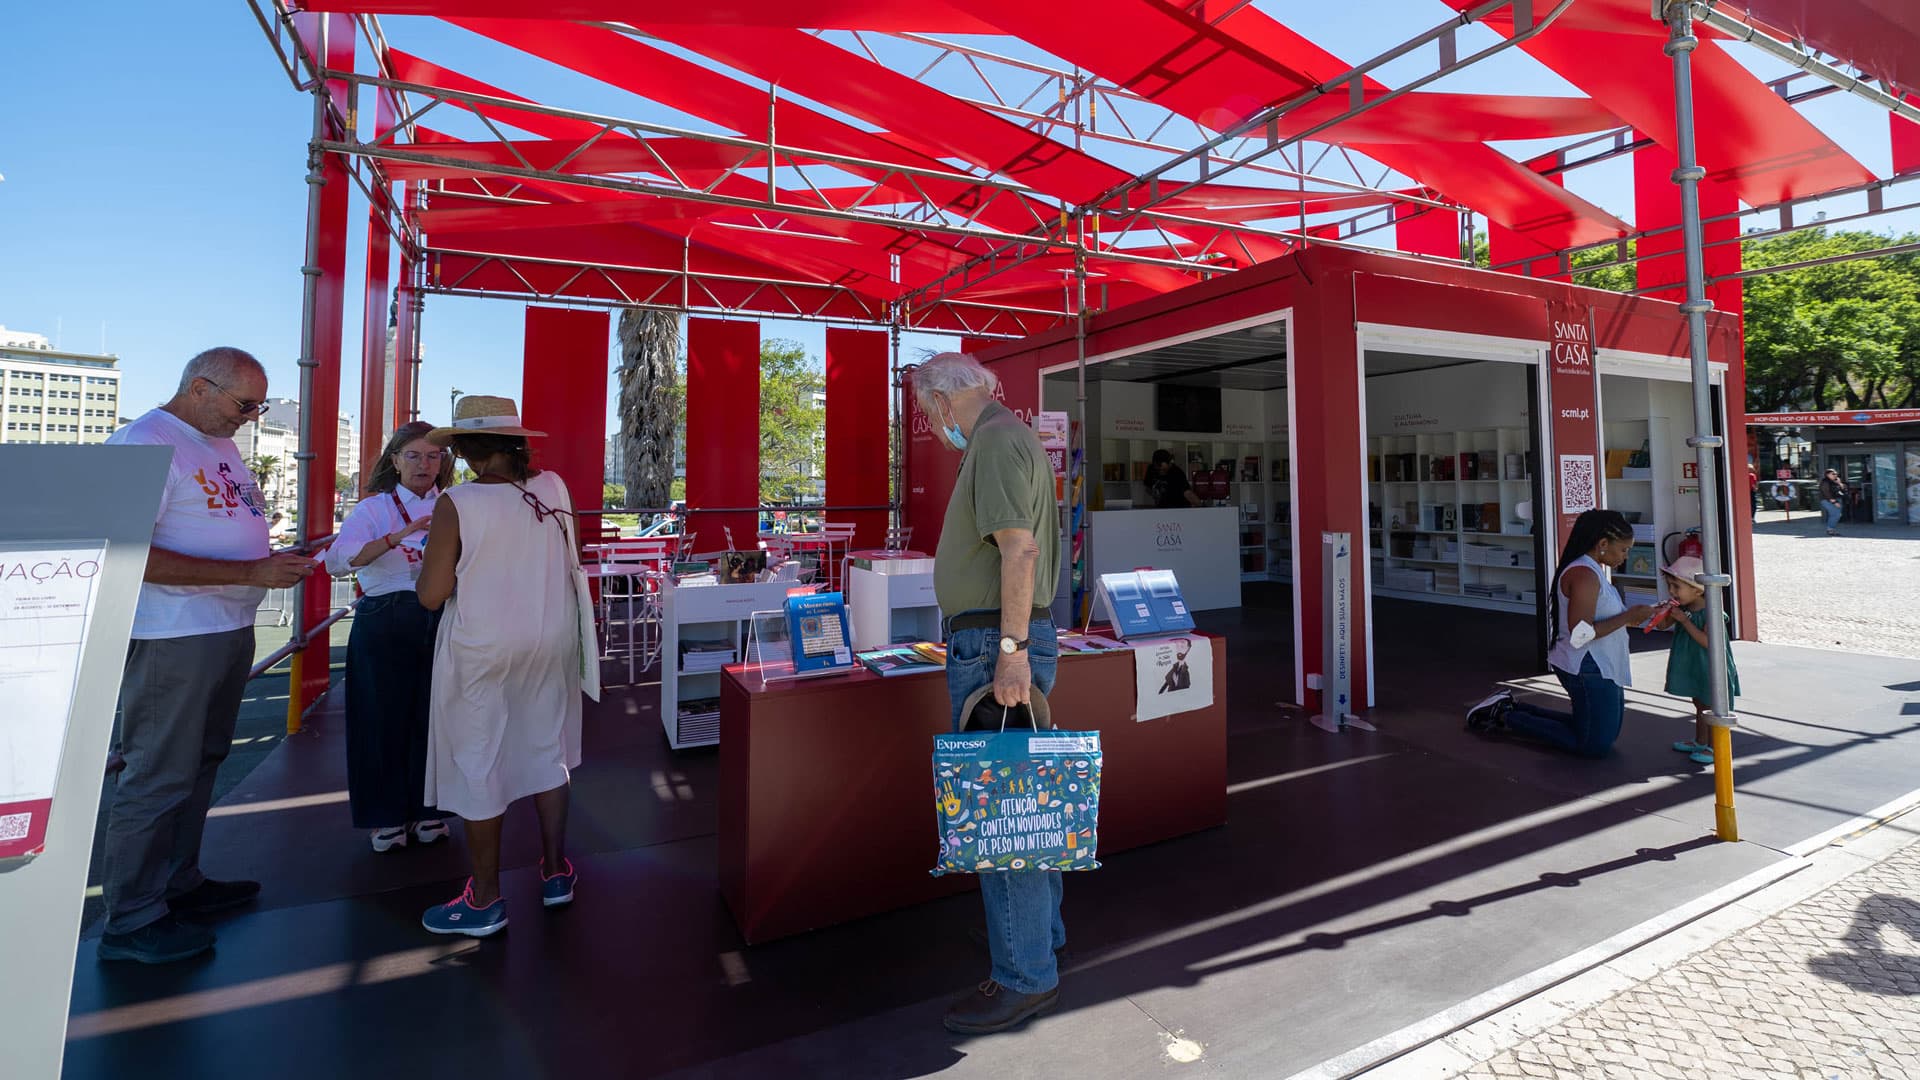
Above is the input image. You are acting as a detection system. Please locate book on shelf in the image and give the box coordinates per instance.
[856,646,943,677]
[1059,632,1128,653]
[1241,455,1261,481]
[1271,458,1289,481]
[678,639,738,673]
[677,697,721,721]
[1604,449,1635,479]
[1624,544,1658,577]
[1504,452,1526,480]
[910,641,947,666]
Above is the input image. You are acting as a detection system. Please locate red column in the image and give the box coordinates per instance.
[294,13,353,721]
[686,318,761,551]
[1395,203,1461,260]
[1289,270,1370,709]
[521,306,611,526]
[1893,98,1920,177]
[825,328,889,550]
[358,209,392,488]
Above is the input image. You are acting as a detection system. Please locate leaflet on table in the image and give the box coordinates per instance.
[856,646,943,677]
[785,592,854,675]
[0,540,108,861]
[1093,570,1194,640]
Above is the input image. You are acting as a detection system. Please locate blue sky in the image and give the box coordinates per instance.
[1,4,1911,438]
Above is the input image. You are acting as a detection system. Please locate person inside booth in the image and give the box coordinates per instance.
[1147,449,1204,509]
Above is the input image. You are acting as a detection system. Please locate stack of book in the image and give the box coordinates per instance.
[1384,566,1435,591]
[677,697,720,726]
[679,640,738,673]
[1463,582,1509,599]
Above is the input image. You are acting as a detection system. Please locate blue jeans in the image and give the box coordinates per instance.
[1822,499,1844,529]
[1503,655,1625,759]
[945,613,1062,995]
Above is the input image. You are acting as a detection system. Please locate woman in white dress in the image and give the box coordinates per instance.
[415,396,584,937]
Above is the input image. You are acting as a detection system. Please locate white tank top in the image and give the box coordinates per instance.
[1546,554,1632,686]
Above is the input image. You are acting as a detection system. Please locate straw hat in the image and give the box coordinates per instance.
[425,395,547,446]
[1661,554,1705,584]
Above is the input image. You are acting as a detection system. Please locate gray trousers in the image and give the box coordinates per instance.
[103,627,254,934]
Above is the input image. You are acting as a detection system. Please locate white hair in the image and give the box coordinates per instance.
[910,351,999,412]
[178,347,264,395]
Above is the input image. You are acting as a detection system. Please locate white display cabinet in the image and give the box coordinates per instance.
[660,578,800,750]
[846,562,942,651]
[1368,426,1537,613]
[1600,375,1701,607]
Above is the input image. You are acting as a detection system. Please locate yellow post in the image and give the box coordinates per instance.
[1711,724,1737,841]
[286,650,305,736]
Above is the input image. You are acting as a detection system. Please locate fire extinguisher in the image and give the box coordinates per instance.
[1664,527,1703,564]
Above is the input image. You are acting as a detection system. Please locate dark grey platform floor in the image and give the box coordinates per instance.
[63,588,1920,1079]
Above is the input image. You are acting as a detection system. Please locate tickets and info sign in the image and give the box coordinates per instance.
[0,541,107,860]
[930,730,1103,875]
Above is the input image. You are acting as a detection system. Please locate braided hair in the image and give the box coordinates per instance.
[1547,509,1635,647]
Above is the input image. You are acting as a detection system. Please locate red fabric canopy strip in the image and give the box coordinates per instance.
[431,252,887,320]
[1895,98,1920,178]
[1440,0,1873,207]
[294,0,997,33]
[1735,0,1920,101]
[961,0,1628,253]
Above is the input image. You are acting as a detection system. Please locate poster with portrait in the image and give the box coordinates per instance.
[1133,634,1213,722]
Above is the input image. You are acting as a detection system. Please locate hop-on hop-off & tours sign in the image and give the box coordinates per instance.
[0,542,107,861]
[930,731,1103,875]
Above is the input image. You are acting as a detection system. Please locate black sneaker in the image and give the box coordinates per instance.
[943,979,1060,1035]
[98,915,215,964]
[167,878,261,918]
[1466,690,1513,732]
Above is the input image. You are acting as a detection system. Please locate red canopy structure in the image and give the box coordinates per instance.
[251,0,1920,727]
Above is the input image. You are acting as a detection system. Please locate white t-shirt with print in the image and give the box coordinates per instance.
[108,408,271,639]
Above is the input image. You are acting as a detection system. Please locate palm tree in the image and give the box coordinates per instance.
[248,455,280,499]
[616,308,681,516]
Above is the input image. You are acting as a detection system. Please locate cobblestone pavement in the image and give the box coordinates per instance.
[1460,832,1920,1080]
[1750,511,1920,660]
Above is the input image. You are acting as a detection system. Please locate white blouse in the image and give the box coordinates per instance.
[326,485,441,597]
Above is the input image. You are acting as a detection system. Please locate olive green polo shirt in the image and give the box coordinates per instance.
[933,402,1060,616]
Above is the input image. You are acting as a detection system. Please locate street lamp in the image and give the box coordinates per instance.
[450,387,463,421]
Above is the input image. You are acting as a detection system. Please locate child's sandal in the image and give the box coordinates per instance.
[1689,749,1714,765]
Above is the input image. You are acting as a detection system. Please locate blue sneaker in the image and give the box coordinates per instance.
[422,881,508,937]
[541,858,578,908]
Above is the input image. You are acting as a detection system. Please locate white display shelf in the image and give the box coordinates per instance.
[846,565,942,652]
[1368,425,1542,615]
[660,579,801,750]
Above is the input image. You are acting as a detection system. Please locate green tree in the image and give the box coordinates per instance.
[759,338,826,506]
[604,482,626,508]
[1741,229,1920,411]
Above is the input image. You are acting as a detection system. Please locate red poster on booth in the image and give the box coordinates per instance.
[1547,299,1599,550]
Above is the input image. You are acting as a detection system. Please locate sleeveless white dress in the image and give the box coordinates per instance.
[425,471,584,820]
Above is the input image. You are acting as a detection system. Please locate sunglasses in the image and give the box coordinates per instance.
[202,378,269,417]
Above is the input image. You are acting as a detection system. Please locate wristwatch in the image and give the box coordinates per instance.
[999,635,1030,655]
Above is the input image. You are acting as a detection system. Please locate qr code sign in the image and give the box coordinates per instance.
[0,812,30,842]
[1560,455,1597,515]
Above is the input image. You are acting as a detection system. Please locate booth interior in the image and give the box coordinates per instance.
[1361,345,1733,670]
[1046,318,1296,661]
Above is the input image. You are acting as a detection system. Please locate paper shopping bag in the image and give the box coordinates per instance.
[930,730,1102,876]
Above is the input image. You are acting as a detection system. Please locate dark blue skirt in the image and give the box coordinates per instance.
[345,590,445,829]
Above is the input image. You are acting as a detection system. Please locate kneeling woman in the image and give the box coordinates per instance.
[327,421,454,852]
[1467,509,1658,758]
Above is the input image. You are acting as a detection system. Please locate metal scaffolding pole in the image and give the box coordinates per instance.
[1663,1,1738,842]
[288,73,329,736]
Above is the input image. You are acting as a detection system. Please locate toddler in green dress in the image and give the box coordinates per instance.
[1660,555,1739,765]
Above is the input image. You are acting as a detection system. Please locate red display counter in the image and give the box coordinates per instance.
[718,634,1229,944]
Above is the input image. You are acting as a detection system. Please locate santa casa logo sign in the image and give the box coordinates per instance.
[1551,317,1592,375]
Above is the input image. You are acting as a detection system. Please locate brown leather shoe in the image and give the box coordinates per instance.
[943,979,1059,1035]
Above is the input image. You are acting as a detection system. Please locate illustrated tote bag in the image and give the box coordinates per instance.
[930,729,1102,875]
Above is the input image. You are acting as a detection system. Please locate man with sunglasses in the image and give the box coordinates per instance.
[99,347,318,963]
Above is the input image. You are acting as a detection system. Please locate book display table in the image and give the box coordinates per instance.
[718,633,1229,943]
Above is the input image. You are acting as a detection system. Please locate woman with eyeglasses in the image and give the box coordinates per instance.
[326,421,456,854]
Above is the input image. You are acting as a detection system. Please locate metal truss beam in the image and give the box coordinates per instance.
[903,0,1560,311]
